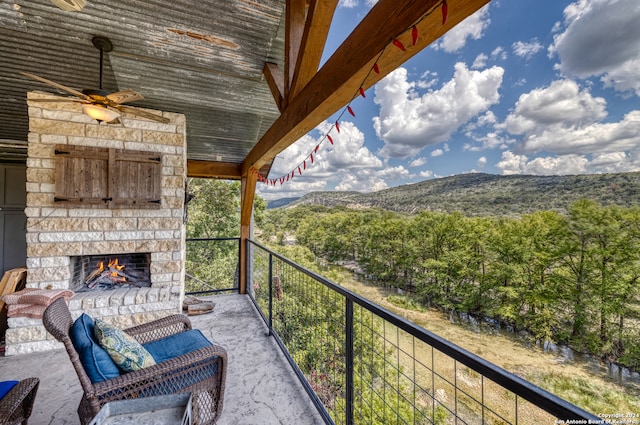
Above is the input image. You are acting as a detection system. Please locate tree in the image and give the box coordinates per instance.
[185,178,265,292]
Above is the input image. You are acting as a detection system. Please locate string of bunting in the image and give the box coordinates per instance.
[250,0,449,187]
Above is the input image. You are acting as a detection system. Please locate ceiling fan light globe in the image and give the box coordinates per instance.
[82,104,120,122]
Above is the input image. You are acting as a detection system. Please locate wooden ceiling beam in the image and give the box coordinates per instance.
[285,0,307,102]
[263,62,285,112]
[187,159,242,179]
[288,0,339,101]
[243,0,490,174]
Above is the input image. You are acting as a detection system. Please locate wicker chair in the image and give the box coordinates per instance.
[42,298,227,425]
[0,377,39,425]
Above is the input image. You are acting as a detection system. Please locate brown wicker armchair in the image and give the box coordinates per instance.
[42,298,226,425]
[0,377,39,425]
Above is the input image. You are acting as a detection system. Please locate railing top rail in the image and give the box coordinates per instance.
[247,239,601,422]
[186,237,241,242]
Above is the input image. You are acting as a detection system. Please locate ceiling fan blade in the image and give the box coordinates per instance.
[107,90,145,104]
[20,72,92,101]
[28,98,89,103]
[115,105,170,124]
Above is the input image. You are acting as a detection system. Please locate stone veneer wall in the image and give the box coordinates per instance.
[5,91,187,355]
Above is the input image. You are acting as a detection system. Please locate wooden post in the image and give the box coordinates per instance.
[239,172,257,294]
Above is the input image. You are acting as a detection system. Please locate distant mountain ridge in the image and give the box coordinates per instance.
[268,172,640,215]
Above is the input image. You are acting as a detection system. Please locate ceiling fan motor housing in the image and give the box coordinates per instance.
[50,0,86,12]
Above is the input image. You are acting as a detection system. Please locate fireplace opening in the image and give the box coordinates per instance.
[70,253,151,292]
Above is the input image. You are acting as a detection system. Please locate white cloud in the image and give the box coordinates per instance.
[257,121,384,199]
[338,0,377,8]
[434,5,491,52]
[338,0,359,8]
[419,170,434,178]
[496,151,589,175]
[373,64,504,158]
[472,53,488,69]
[409,157,427,167]
[550,0,640,96]
[477,156,487,168]
[512,39,543,59]
[516,111,640,155]
[496,149,640,176]
[495,77,640,174]
[502,79,607,135]
[431,149,443,157]
[463,132,511,152]
[514,78,527,87]
[335,173,386,192]
[491,46,507,61]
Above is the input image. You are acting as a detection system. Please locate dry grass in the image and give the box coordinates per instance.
[338,273,640,420]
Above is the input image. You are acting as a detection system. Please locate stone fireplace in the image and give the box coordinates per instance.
[5,91,187,355]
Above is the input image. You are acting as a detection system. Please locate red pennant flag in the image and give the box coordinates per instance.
[412,25,418,46]
[359,87,366,98]
[291,171,295,178]
[335,121,340,133]
[327,135,334,145]
[314,144,319,153]
[442,0,448,25]
[303,160,307,170]
[286,175,290,182]
[298,166,302,175]
[310,153,315,164]
[348,106,355,117]
[280,177,285,185]
[392,39,405,51]
[373,63,380,74]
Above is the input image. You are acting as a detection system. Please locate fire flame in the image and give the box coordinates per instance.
[109,258,126,282]
[94,258,126,283]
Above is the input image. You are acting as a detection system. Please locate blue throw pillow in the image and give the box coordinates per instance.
[0,381,18,400]
[94,319,156,373]
[143,329,213,364]
[70,314,120,383]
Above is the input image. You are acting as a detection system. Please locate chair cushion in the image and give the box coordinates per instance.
[70,314,120,384]
[143,329,213,364]
[0,381,18,400]
[94,319,156,373]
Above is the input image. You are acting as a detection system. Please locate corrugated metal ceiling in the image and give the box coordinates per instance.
[0,0,285,164]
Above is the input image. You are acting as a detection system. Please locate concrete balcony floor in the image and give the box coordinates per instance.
[0,294,325,425]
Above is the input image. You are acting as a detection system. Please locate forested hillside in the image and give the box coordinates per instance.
[261,200,640,371]
[271,172,640,215]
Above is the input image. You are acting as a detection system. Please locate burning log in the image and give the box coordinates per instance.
[85,258,138,289]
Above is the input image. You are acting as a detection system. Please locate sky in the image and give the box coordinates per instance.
[256,0,640,201]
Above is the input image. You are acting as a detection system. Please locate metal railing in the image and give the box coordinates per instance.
[185,237,240,295]
[247,240,601,425]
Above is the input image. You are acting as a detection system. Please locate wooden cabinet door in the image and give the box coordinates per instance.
[55,145,161,208]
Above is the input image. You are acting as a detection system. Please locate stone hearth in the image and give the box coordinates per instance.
[5,91,187,355]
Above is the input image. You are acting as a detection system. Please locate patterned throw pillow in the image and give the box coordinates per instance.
[94,319,156,373]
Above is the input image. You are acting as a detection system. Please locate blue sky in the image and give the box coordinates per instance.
[257,0,640,200]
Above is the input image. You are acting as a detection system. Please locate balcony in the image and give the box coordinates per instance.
[0,293,325,424]
[0,239,603,424]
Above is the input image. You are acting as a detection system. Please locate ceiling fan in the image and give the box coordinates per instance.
[21,36,169,124]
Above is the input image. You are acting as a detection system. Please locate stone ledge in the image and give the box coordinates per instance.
[4,289,181,353]
[5,340,62,356]
[5,326,48,344]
